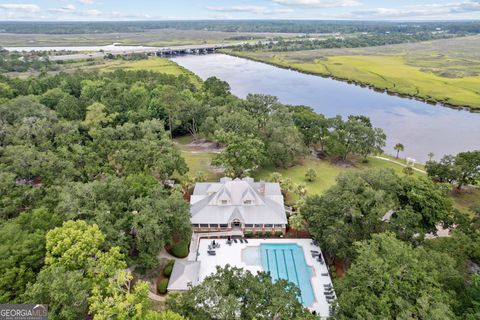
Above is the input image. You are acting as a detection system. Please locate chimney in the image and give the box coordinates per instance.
[259,180,265,195]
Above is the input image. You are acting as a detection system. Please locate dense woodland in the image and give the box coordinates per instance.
[0,50,150,73]
[0,59,479,319]
[233,32,456,52]
[2,20,480,34]
[0,50,52,73]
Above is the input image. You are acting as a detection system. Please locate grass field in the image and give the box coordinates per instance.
[100,57,202,86]
[0,29,296,47]
[7,56,202,85]
[223,36,480,110]
[174,136,423,196]
[175,135,479,212]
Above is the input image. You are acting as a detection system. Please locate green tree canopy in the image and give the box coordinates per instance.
[302,169,454,260]
[426,151,480,189]
[335,233,457,320]
[166,265,316,320]
[212,130,266,177]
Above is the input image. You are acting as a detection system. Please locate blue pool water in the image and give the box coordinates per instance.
[260,243,315,307]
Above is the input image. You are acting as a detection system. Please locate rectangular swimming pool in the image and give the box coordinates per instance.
[260,243,315,307]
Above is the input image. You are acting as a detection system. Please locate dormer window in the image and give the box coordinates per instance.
[221,200,228,205]
[243,200,253,205]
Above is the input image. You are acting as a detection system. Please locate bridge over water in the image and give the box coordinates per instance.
[42,42,244,61]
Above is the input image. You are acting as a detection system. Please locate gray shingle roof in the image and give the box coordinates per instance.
[190,177,287,225]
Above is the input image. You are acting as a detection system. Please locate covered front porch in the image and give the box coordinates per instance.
[191,219,286,235]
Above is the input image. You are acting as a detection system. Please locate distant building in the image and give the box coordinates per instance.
[190,177,287,235]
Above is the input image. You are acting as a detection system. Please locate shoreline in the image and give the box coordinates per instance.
[220,50,480,113]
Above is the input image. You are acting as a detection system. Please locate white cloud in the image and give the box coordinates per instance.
[78,0,95,4]
[84,9,101,16]
[272,0,361,8]
[207,5,292,15]
[0,4,41,13]
[48,4,77,13]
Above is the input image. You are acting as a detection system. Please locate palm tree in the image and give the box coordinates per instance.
[394,143,405,159]
[427,152,434,161]
[268,172,283,183]
[289,213,307,237]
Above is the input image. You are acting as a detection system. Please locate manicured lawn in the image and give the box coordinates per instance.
[180,150,219,180]
[174,136,220,181]
[449,188,480,215]
[253,156,422,196]
[175,134,477,213]
[175,135,423,195]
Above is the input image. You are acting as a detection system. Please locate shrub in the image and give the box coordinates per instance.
[265,231,271,238]
[403,166,414,176]
[244,231,253,238]
[170,240,189,258]
[163,260,175,277]
[305,168,317,182]
[135,252,159,274]
[157,278,169,294]
[256,231,263,238]
[275,231,283,237]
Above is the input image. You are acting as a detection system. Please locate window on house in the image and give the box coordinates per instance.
[274,224,283,228]
[221,200,228,205]
[264,224,273,228]
[200,224,209,228]
[210,224,219,228]
[243,200,252,205]
[254,224,263,228]
[192,224,199,228]
[245,224,253,227]
[219,224,228,228]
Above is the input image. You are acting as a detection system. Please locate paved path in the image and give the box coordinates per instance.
[148,290,166,302]
[374,156,426,174]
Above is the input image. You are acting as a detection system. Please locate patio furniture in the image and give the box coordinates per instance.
[244,238,248,243]
[321,273,329,276]
[310,250,319,253]
[234,239,238,243]
[240,239,244,243]
[207,250,216,256]
[226,240,232,246]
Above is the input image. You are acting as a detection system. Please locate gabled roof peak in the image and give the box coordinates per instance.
[207,177,265,206]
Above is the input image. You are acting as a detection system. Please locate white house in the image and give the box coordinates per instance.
[190,177,287,235]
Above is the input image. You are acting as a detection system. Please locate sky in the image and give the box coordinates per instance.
[0,0,479,21]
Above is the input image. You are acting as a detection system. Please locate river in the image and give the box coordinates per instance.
[172,53,480,163]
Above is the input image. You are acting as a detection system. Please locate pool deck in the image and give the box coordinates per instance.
[196,238,335,318]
